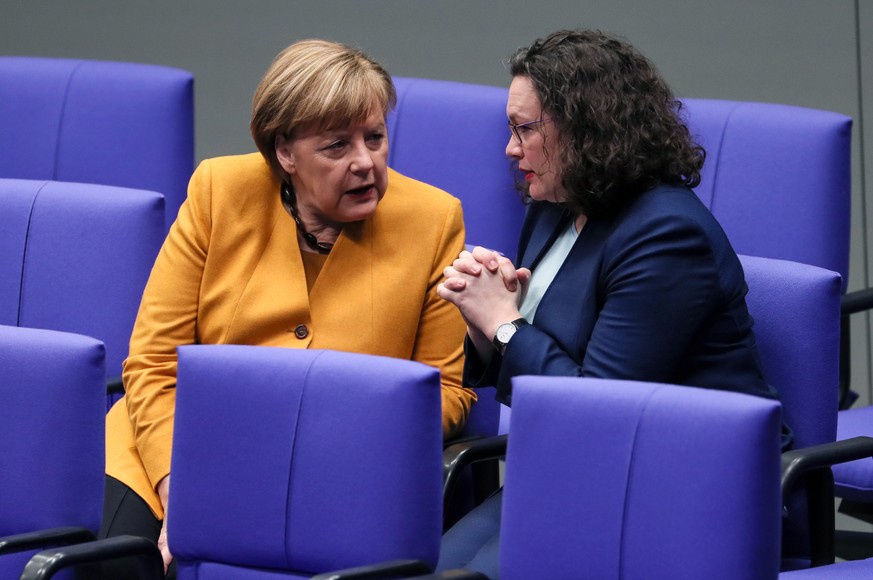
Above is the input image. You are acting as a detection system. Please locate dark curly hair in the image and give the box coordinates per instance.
[508,29,705,218]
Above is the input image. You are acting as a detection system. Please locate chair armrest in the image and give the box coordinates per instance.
[106,375,124,395]
[0,526,95,555]
[19,535,163,580]
[781,436,873,567]
[311,559,432,579]
[443,434,508,520]
[398,571,488,579]
[781,436,873,496]
[841,288,873,316]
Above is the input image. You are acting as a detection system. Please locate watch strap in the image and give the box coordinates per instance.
[492,317,529,355]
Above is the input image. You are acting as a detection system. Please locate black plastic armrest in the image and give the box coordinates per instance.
[106,375,124,395]
[781,436,873,567]
[442,434,508,516]
[0,526,95,556]
[310,559,433,579]
[19,535,163,580]
[781,436,873,497]
[841,288,873,316]
[399,571,488,579]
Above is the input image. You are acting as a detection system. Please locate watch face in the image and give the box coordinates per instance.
[496,322,516,344]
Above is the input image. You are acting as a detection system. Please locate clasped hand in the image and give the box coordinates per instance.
[437,246,531,345]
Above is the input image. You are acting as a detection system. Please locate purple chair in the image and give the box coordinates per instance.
[0,178,165,409]
[388,84,853,288]
[389,77,523,259]
[682,99,852,288]
[741,256,842,569]
[388,78,518,525]
[829,405,873,556]
[0,56,194,231]
[439,255,848,573]
[0,325,105,578]
[168,347,444,579]
[499,376,784,580]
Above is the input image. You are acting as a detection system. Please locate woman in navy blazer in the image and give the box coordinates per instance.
[436,29,791,578]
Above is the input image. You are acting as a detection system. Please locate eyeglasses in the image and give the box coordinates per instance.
[508,117,550,144]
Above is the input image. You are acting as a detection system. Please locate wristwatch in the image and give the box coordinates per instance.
[492,318,529,355]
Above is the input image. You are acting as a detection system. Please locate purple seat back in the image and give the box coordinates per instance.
[739,255,841,450]
[388,81,852,291]
[502,376,783,580]
[389,77,523,258]
[832,405,873,501]
[170,347,443,578]
[0,178,165,379]
[684,99,852,290]
[739,255,841,564]
[0,56,194,231]
[0,325,105,576]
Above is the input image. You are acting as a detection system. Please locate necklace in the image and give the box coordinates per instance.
[281,183,333,255]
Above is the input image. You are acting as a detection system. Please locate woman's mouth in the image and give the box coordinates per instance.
[524,171,535,183]
[346,184,374,196]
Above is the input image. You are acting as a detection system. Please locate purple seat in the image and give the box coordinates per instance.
[168,347,444,579]
[0,325,105,578]
[388,83,853,287]
[0,56,194,231]
[683,99,851,287]
[742,255,841,568]
[833,406,873,502]
[388,78,520,524]
[0,178,165,407]
[438,254,842,576]
[501,376,783,580]
[780,557,873,578]
[389,77,523,259]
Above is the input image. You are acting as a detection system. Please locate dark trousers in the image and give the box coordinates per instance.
[436,488,503,579]
[99,475,176,579]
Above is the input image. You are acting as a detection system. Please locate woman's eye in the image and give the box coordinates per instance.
[518,125,532,134]
[321,141,346,152]
[367,132,385,144]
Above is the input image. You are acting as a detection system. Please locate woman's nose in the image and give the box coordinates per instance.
[350,143,376,173]
[505,134,522,159]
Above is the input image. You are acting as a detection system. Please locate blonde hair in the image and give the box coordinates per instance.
[251,39,396,181]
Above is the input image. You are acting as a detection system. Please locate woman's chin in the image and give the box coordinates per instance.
[339,197,380,222]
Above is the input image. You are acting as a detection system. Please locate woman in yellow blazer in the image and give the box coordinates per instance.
[100,39,475,577]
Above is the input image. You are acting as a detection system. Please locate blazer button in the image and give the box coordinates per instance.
[294,324,309,339]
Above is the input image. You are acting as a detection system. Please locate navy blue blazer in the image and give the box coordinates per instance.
[465,184,791,447]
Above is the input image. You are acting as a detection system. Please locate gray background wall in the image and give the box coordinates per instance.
[3,0,872,494]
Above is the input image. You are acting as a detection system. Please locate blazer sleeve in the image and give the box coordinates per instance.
[495,212,721,404]
[411,198,477,438]
[122,159,213,488]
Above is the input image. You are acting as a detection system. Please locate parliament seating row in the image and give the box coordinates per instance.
[2,57,872,577]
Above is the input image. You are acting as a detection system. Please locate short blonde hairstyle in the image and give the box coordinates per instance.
[251,39,396,182]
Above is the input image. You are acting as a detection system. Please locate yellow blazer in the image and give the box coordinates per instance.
[106,153,475,517]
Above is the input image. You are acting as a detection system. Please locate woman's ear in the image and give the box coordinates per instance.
[275,134,296,175]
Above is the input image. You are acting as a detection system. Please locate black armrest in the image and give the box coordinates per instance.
[782,436,873,497]
[106,375,124,395]
[310,559,432,579]
[19,535,163,580]
[399,571,488,579]
[781,436,873,567]
[0,526,95,556]
[443,434,508,520]
[841,288,873,316]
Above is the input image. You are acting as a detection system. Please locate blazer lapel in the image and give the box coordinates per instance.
[308,219,376,354]
[519,203,570,270]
